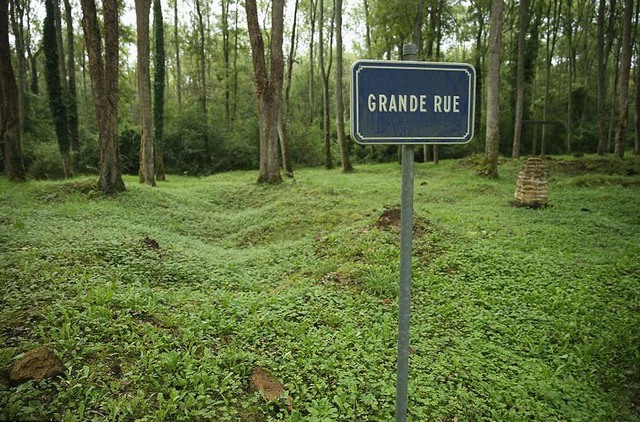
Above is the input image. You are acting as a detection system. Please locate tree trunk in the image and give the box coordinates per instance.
[565,0,574,154]
[632,0,639,155]
[614,0,633,158]
[319,0,334,169]
[541,0,560,157]
[412,0,424,56]
[412,9,430,162]
[363,0,372,56]
[153,0,165,180]
[308,0,317,124]
[485,0,503,179]
[635,53,640,155]
[221,0,230,122]
[0,0,26,181]
[194,0,207,132]
[432,0,444,164]
[54,0,67,97]
[278,0,299,178]
[173,0,181,114]
[136,0,154,186]
[28,49,39,95]
[245,0,284,184]
[232,0,238,121]
[81,0,125,193]
[607,42,621,153]
[512,0,528,159]
[472,0,485,146]
[44,0,72,178]
[596,0,607,154]
[63,0,79,153]
[334,0,352,173]
[9,0,26,135]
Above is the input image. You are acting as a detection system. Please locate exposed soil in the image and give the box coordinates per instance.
[375,206,402,230]
[249,367,287,403]
[142,237,160,250]
[374,205,431,236]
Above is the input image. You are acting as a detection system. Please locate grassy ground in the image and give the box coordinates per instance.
[0,156,639,421]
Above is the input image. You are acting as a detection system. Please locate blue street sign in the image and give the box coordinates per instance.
[350,60,476,144]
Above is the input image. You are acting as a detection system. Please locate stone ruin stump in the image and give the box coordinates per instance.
[513,157,549,208]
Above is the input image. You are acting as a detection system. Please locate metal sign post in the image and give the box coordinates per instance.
[395,44,417,422]
[350,45,475,422]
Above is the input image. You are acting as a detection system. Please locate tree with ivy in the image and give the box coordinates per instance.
[153,0,166,181]
[43,0,72,178]
[0,0,26,181]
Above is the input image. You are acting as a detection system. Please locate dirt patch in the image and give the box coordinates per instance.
[375,206,402,230]
[249,367,292,411]
[374,205,431,236]
[142,237,160,250]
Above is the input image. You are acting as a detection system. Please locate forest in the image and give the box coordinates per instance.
[1,0,640,420]
[0,0,639,187]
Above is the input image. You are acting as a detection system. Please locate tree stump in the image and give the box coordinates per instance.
[513,157,549,208]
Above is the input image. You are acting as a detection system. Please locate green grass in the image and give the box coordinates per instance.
[1,155,639,421]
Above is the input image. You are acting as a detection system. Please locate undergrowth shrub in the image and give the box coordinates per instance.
[28,142,65,180]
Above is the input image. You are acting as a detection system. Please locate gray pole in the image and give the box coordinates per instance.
[396,43,417,422]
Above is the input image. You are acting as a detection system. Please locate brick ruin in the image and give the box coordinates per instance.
[514,157,549,208]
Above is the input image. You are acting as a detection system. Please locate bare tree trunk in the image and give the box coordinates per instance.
[319,0,334,169]
[414,0,427,163]
[565,0,575,154]
[614,0,633,157]
[232,0,239,121]
[485,0,503,179]
[194,0,206,127]
[81,0,125,193]
[432,0,444,164]
[221,0,230,122]
[278,0,298,178]
[1,0,26,181]
[541,0,560,157]
[173,0,181,114]
[26,2,40,96]
[363,0,372,56]
[245,0,284,184]
[472,0,485,146]
[512,0,528,158]
[63,0,79,152]
[54,0,67,97]
[635,61,639,155]
[633,0,639,155]
[194,0,210,165]
[334,0,352,173]
[9,0,26,135]
[607,42,621,152]
[412,0,424,56]
[136,0,154,186]
[308,0,317,124]
[596,0,607,154]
